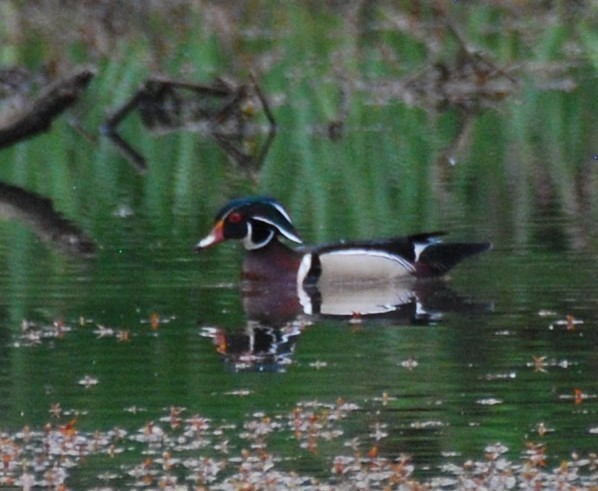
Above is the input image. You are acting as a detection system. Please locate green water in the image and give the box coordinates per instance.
[0,2,597,488]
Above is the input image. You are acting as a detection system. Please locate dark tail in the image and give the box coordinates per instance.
[416,241,491,277]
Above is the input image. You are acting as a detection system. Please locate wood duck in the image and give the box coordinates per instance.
[195,196,491,287]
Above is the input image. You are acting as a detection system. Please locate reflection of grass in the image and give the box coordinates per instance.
[0,2,595,240]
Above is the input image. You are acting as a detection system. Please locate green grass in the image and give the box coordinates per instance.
[0,1,597,264]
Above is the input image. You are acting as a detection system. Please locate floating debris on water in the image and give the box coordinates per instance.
[476,398,503,406]
[77,375,99,388]
[309,360,328,369]
[549,314,584,331]
[14,318,74,347]
[538,309,557,317]
[535,422,555,437]
[222,389,252,397]
[0,400,594,488]
[527,356,578,372]
[93,324,115,338]
[399,357,419,370]
[112,203,135,218]
[483,371,517,381]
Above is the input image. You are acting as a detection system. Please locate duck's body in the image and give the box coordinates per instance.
[242,239,302,283]
[196,196,491,285]
[299,232,492,284]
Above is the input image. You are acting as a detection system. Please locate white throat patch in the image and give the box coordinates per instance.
[243,222,274,250]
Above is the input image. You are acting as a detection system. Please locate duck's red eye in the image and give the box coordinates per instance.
[228,212,242,223]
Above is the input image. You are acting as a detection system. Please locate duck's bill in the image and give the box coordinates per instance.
[195,221,224,251]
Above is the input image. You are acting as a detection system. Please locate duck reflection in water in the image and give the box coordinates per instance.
[203,278,491,372]
[196,196,492,371]
[201,321,304,372]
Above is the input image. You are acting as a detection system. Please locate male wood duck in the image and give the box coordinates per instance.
[195,196,491,287]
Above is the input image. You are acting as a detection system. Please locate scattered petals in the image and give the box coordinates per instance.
[538,309,557,317]
[369,422,388,441]
[531,355,548,373]
[113,204,134,218]
[94,325,115,338]
[484,443,509,456]
[124,405,147,414]
[0,400,593,488]
[49,403,62,418]
[223,390,252,397]
[535,422,554,436]
[484,371,516,380]
[558,390,596,402]
[399,357,418,370]
[116,329,131,342]
[476,398,503,406]
[78,375,99,388]
[550,315,584,331]
[15,318,73,347]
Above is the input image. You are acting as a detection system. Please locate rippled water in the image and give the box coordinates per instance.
[0,180,596,487]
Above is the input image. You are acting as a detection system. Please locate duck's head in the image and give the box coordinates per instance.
[195,196,303,251]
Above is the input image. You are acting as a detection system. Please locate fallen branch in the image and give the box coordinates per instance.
[0,68,95,149]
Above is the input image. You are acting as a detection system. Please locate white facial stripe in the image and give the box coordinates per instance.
[253,216,302,243]
[243,222,274,250]
[270,201,293,224]
[242,221,253,249]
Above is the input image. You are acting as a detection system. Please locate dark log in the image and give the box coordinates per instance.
[0,68,95,149]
